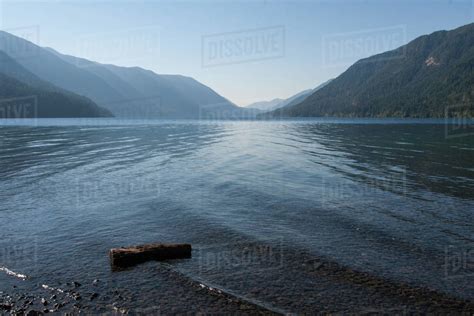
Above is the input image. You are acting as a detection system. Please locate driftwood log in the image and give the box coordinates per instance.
[109,243,192,268]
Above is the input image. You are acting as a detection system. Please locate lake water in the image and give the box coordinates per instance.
[0,119,473,313]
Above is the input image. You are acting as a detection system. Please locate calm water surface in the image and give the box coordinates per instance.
[0,119,473,313]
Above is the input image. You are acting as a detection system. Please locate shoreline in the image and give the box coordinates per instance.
[1,252,473,315]
[0,264,277,315]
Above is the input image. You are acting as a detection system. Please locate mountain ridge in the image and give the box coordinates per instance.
[0,50,112,118]
[44,45,256,118]
[250,79,334,114]
[245,98,284,111]
[266,23,474,118]
[1,31,256,119]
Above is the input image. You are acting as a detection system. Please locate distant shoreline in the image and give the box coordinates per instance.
[0,117,473,125]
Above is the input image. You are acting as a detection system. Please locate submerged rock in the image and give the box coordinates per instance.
[0,303,12,310]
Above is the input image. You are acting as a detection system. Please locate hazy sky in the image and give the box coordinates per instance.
[0,0,472,106]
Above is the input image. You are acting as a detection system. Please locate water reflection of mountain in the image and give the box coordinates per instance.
[292,123,474,200]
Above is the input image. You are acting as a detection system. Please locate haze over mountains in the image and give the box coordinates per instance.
[0,49,111,117]
[246,80,333,112]
[246,98,284,111]
[1,22,473,119]
[0,30,256,119]
[266,23,474,118]
[46,48,253,119]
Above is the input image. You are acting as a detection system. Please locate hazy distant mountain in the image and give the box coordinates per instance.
[274,80,334,111]
[0,31,255,119]
[272,91,311,111]
[44,47,255,119]
[0,31,125,106]
[250,80,333,114]
[0,50,111,118]
[246,98,284,111]
[267,23,474,118]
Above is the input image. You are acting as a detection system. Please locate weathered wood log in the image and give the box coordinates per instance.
[109,243,192,268]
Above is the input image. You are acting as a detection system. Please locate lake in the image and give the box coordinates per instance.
[0,118,473,313]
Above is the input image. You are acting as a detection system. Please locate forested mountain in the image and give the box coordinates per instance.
[267,23,474,118]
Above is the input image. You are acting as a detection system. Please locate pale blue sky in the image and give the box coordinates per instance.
[0,0,472,106]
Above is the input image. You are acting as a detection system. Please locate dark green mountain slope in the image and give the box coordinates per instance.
[268,23,474,118]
